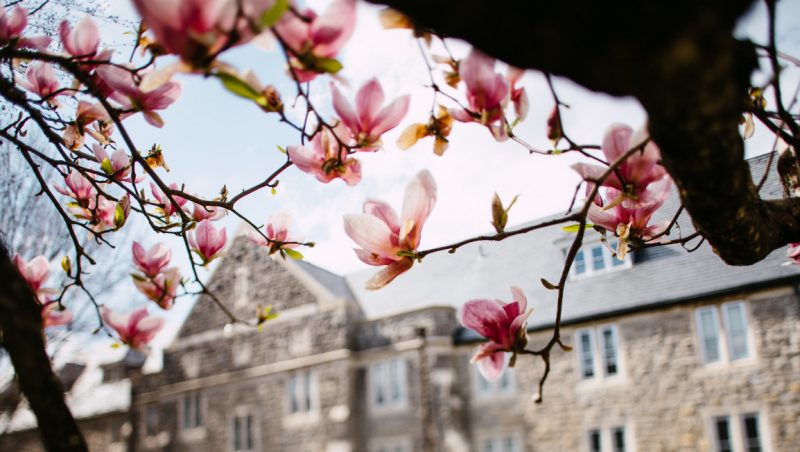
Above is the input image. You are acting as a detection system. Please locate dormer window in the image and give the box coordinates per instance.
[571,241,631,278]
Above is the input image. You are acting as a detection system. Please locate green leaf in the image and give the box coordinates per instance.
[100,158,114,174]
[260,0,289,28]
[215,73,265,104]
[560,223,594,233]
[540,278,559,290]
[283,248,304,260]
[61,255,71,274]
[113,203,126,228]
[313,57,343,74]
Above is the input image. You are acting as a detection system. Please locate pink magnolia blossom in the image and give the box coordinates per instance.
[248,210,300,255]
[55,169,96,205]
[133,267,181,309]
[13,254,50,294]
[0,7,51,50]
[288,128,362,185]
[450,49,510,141]
[787,243,800,265]
[274,0,356,82]
[96,65,182,128]
[461,286,532,381]
[132,241,172,277]
[41,299,72,328]
[63,101,109,150]
[191,202,226,222]
[572,124,669,208]
[132,0,227,64]
[59,16,100,58]
[588,179,672,258]
[92,144,140,182]
[331,78,410,151]
[343,170,437,290]
[133,0,279,66]
[93,196,118,230]
[17,62,62,107]
[189,219,227,264]
[150,182,188,218]
[101,306,164,348]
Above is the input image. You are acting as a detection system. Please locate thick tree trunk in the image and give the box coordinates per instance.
[371,0,800,264]
[0,245,88,452]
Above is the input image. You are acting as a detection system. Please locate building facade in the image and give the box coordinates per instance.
[2,154,799,451]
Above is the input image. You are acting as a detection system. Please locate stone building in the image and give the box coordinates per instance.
[1,154,799,452]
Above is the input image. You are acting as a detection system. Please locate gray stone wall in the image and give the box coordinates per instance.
[458,286,800,452]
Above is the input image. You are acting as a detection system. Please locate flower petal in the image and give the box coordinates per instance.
[400,169,437,249]
[369,95,410,139]
[343,213,399,260]
[602,123,633,162]
[331,82,359,134]
[461,299,508,343]
[365,258,413,290]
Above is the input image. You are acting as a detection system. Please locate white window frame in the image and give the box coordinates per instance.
[179,391,206,441]
[368,436,412,452]
[694,301,755,366]
[584,423,635,452]
[705,408,772,452]
[475,429,524,452]
[230,406,258,452]
[286,369,319,415]
[472,352,516,399]
[570,241,632,279]
[575,324,624,382]
[180,391,204,430]
[369,358,408,413]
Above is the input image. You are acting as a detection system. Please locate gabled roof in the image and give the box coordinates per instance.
[347,153,800,330]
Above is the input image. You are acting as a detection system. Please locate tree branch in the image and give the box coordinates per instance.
[0,245,87,451]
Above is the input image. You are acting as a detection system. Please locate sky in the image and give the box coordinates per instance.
[35,0,800,358]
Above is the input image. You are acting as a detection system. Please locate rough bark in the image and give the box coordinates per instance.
[370,0,800,264]
[0,245,88,452]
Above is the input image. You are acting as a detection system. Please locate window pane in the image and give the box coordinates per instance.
[234,416,241,450]
[613,427,626,452]
[290,375,297,413]
[591,246,605,271]
[146,406,158,436]
[303,372,312,411]
[497,370,509,390]
[390,360,402,402]
[183,396,190,429]
[374,362,386,405]
[194,393,202,426]
[602,327,618,376]
[723,303,749,360]
[575,250,586,275]
[588,430,601,452]
[503,436,516,452]
[698,308,721,363]
[742,413,762,452]
[715,416,733,452]
[483,438,495,452]
[580,331,594,378]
